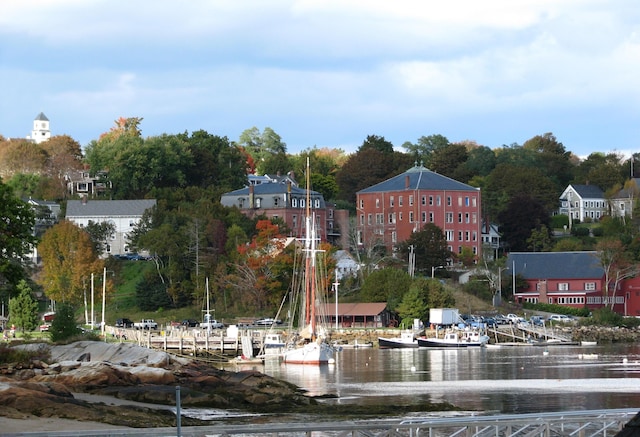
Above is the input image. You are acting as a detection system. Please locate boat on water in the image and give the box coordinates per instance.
[418,329,489,348]
[378,330,419,349]
[282,159,335,365]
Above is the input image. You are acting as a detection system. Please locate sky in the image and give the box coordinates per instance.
[1,1,639,158]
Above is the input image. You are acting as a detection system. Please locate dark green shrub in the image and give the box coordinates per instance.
[591,227,603,237]
[572,227,590,237]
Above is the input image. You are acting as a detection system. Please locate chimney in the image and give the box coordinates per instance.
[405,175,410,189]
[249,185,254,209]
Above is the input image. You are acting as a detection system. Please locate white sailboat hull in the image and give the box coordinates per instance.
[283,340,334,365]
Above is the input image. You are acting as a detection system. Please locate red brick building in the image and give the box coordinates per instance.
[355,163,482,258]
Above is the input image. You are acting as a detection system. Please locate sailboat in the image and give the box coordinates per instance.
[282,158,335,365]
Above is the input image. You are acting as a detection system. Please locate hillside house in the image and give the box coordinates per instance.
[65,199,156,257]
[610,178,640,219]
[220,182,342,244]
[507,251,626,314]
[558,184,607,224]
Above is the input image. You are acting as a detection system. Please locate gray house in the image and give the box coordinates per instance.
[558,184,607,224]
[66,199,156,257]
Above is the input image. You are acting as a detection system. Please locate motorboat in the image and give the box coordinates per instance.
[418,330,489,348]
[378,330,419,348]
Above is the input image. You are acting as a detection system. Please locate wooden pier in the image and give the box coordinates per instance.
[107,326,272,357]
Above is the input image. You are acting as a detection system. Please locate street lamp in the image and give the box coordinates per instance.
[432,265,445,279]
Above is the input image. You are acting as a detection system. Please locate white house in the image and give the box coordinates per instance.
[558,184,607,224]
[610,178,640,219]
[333,250,360,281]
[66,199,156,257]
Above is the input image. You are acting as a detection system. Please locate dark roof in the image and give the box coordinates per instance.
[357,164,479,194]
[506,252,604,280]
[223,184,319,197]
[571,184,604,199]
[34,112,49,121]
[66,199,156,217]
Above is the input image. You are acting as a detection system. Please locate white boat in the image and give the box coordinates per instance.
[264,332,286,348]
[378,330,419,349]
[418,330,489,348]
[282,159,335,365]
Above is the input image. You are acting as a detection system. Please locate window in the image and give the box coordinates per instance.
[422,195,426,205]
[399,212,403,221]
[360,214,364,225]
[273,197,280,207]
[129,220,135,227]
[106,244,111,253]
[376,198,380,208]
[421,211,426,222]
[558,283,569,291]
[472,213,477,224]
[388,213,395,224]
[465,196,470,206]
[465,213,470,223]
[293,215,297,228]
[445,230,453,241]
[376,213,383,224]
[367,214,372,225]
[391,231,397,243]
[465,231,470,241]
[328,209,333,218]
[429,212,434,222]
[458,196,462,207]
[292,198,297,207]
[446,212,453,223]
[399,196,403,206]
[458,213,463,223]
[409,195,414,206]
[458,231,463,241]
[255,198,261,208]
[314,199,320,208]
[472,231,477,241]
[436,195,441,206]
[447,196,452,206]
[585,282,596,291]
[472,197,477,207]
[390,196,394,207]
[359,199,364,209]
[429,195,433,205]
[238,198,245,208]
[409,212,414,223]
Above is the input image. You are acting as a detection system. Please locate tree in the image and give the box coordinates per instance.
[430,143,469,180]
[498,194,551,252]
[49,302,80,342]
[527,225,553,252]
[237,127,287,174]
[0,180,37,299]
[360,268,412,311]
[398,224,451,276]
[38,221,103,304]
[594,239,637,308]
[8,280,39,333]
[84,220,116,256]
[401,134,450,165]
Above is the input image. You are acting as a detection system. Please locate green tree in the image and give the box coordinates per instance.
[238,127,287,174]
[396,281,428,327]
[9,280,39,333]
[498,194,551,252]
[0,180,36,300]
[430,143,469,180]
[527,224,553,252]
[401,134,450,165]
[360,268,412,311]
[398,224,451,276]
[84,220,116,256]
[49,302,80,342]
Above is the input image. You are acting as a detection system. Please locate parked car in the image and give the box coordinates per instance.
[529,315,545,326]
[181,319,199,327]
[505,313,525,324]
[548,314,576,324]
[115,318,134,328]
[254,318,282,326]
[494,315,509,325]
[133,319,158,330]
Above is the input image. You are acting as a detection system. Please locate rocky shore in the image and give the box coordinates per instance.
[0,341,456,429]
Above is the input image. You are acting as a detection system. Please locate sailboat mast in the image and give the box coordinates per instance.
[304,157,316,334]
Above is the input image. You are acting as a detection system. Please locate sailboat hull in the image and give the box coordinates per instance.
[283,341,334,365]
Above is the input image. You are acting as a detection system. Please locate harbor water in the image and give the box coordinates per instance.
[261,342,640,415]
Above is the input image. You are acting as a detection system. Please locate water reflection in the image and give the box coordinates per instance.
[263,343,640,414]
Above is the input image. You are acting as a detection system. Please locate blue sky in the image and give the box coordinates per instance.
[1,1,638,158]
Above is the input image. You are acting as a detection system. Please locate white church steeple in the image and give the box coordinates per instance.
[29,112,51,144]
